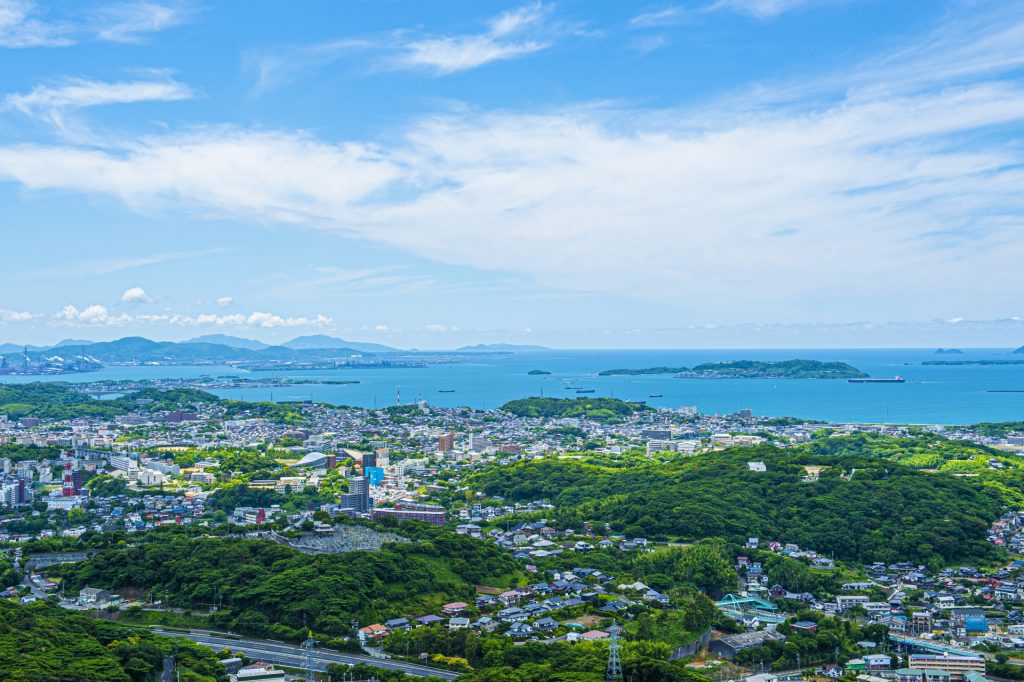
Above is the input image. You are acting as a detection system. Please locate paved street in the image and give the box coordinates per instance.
[150,629,460,679]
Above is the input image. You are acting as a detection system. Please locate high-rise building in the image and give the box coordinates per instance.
[362,452,377,469]
[61,450,76,497]
[339,476,370,513]
[437,432,455,453]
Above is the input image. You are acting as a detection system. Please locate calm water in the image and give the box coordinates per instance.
[3,348,1024,425]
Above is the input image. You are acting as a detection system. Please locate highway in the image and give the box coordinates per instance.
[149,629,460,679]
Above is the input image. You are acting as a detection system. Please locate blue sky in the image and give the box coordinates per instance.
[1,0,1024,348]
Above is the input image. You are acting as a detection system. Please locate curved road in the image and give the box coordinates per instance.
[149,628,460,679]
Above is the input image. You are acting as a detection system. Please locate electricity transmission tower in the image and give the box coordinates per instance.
[305,630,317,682]
[606,622,623,681]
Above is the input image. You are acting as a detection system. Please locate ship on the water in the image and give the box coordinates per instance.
[848,375,905,383]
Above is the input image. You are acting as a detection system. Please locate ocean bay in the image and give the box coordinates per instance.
[2,348,1022,424]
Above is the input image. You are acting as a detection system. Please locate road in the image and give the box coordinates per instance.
[160,655,174,682]
[149,629,460,679]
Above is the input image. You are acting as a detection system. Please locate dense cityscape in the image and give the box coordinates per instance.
[1,374,1024,680]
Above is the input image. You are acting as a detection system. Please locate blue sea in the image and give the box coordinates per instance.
[2,348,1024,425]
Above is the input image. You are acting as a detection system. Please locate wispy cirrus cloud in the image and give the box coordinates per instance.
[16,248,231,280]
[0,0,190,49]
[91,1,194,43]
[706,0,837,19]
[629,6,688,28]
[2,76,192,130]
[0,0,70,47]
[246,2,570,93]
[397,2,553,75]
[630,0,833,26]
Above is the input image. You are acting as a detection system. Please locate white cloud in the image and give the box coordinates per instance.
[424,324,448,332]
[216,296,233,307]
[247,2,561,91]
[120,286,152,303]
[4,5,1024,323]
[0,308,35,322]
[0,1,190,49]
[629,7,687,28]
[705,0,831,19]
[3,76,192,130]
[0,0,71,47]
[399,3,552,75]
[52,305,332,329]
[92,2,192,43]
[55,304,132,326]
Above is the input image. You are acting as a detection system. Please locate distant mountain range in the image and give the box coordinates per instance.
[3,336,366,365]
[184,334,272,350]
[457,343,550,352]
[279,335,399,354]
[183,334,398,353]
[0,336,551,364]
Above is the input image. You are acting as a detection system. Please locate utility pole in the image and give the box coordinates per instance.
[606,622,623,681]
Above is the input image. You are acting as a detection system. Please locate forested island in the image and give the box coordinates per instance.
[922,359,1024,366]
[598,366,688,376]
[527,369,551,375]
[600,359,866,379]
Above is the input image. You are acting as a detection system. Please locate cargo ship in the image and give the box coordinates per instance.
[848,376,905,383]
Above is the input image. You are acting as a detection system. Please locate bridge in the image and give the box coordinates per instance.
[716,593,788,624]
[888,633,978,657]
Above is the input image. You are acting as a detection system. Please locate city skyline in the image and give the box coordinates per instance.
[2,0,1024,348]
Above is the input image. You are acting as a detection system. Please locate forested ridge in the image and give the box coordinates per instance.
[57,529,523,641]
[0,600,225,681]
[468,445,1005,565]
[0,383,219,421]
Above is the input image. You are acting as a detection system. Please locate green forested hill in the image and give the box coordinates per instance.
[58,530,523,641]
[499,397,651,422]
[0,383,219,421]
[467,446,1005,566]
[0,600,225,681]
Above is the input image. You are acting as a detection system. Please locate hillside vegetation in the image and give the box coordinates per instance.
[57,528,523,641]
[0,600,224,681]
[499,397,651,422]
[468,445,1005,566]
[0,383,218,421]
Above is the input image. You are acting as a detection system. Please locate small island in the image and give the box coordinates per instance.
[599,366,687,376]
[935,348,963,354]
[679,360,867,379]
[527,369,551,375]
[923,359,1024,366]
[602,359,865,379]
